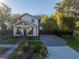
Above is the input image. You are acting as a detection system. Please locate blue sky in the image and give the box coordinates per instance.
[1,0,61,15]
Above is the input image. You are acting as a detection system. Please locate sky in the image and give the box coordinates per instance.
[0,0,61,15]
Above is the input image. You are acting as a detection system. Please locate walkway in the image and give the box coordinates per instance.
[40,35,79,59]
[0,44,18,59]
[40,35,66,46]
[0,37,25,59]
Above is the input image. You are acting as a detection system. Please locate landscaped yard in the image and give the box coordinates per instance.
[10,37,48,59]
[1,0,79,59]
[62,36,79,52]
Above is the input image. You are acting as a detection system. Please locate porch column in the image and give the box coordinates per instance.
[33,27,38,36]
[36,27,38,36]
[13,27,17,36]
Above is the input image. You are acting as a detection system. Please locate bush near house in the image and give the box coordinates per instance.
[40,29,73,36]
[40,30,54,35]
[54,30,73,36]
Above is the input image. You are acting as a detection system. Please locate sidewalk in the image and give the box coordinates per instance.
[0,44,18,59]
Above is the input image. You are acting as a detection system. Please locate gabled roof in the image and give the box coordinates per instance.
[12,20,38,27]
[11,13,40,27]
[13,13,39,21]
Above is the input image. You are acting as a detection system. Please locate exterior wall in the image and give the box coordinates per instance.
[22,15,32,22]
[21,15,39,27]
[36,27,39,36]
[13,14,39,37]
[21,15,39,36]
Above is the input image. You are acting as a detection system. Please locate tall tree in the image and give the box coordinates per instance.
[0,2,12,30]
[54,0,77,30]
[40,15,57,30]
[55,0,78,17]
[54,11,63,30]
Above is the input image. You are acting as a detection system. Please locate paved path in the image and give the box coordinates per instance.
[0,44,18,59]
[0,37,24,59]
[40,35,66,46]
[40,35,79,59]
[0,44,18,48]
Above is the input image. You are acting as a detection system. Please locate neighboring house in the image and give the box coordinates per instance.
[12,13,40,37]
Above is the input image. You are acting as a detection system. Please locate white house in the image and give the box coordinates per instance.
[12,13,39,37]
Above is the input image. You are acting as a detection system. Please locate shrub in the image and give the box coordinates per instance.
[34,36,40,40]
[39,49,47,57]
[73,30,79,40]
[39,44,48,57]
[10,39,48,59]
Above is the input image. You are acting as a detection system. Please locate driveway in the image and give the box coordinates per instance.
[40,35,66,46]
[40,35,79,59]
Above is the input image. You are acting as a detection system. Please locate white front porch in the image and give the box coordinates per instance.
[13,25,38,37]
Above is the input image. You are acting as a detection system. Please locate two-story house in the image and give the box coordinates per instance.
[12,13,40,37]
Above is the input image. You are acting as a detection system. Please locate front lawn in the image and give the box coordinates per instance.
[0,37,18,44]
[62,36,79,52]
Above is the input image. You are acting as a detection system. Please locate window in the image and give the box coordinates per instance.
[28,27,33,34]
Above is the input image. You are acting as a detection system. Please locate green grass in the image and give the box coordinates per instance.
[0,37,18,44]
[62,36,79,51]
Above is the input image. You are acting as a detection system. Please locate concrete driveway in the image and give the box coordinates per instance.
[40,35,79,59]
[40,35,66,46]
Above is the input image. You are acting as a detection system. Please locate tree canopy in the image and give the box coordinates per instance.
[54,0,77,30]
[40,15,57,30]
[0,2,12,30]
[55,0,78,17]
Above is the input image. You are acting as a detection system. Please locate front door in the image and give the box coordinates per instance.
[24,28,27,36]
[27,27,33,36]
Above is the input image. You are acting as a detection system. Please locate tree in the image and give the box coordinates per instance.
[54,12,63,30]
[55,0,77,17]
[54,0,77,30]
[62,16,75,30]
[40,15,57,30]
[0,2,12,30]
